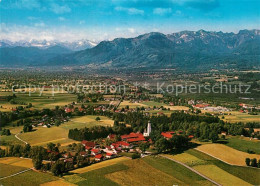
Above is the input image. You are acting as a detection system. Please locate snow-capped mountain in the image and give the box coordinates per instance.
[0,39,97,51]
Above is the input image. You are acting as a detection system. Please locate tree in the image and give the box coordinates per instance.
[139,142,149,153]
[155,137,169,153]
[251,158,257,167]
[132,153,141,159]
[51,160,65,176]
[245,158,250,166]
[170,135,189,149]
[32,155,43,170]
[209,131,219,143]
[95,117,101,121]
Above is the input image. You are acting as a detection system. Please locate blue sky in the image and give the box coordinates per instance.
[0,0,259,42]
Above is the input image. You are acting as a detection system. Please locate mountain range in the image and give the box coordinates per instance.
[0,29,259,70]
[0,39,97,51]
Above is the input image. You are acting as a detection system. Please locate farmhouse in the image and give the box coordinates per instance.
[121,132,146,143]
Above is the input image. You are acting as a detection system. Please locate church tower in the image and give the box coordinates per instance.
[143,121,152,137]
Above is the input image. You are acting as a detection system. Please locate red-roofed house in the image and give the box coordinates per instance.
[91,148,101,156]
[121,132,146,143]
[107,134,116,140]
[161,131,175,139]
[106,153,116,159]
[95,154,104,161]
[111,141,130,150]
[82,140,95,151]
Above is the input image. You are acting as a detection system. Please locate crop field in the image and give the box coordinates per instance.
[222,111,260,123]
[186,149,260,185]
[41,180,75,186]
[119,101,147,108]
[106,159,182,186]
[225,136,260,154]
[142,156,211,185]
[194,164,250,186]
[196,144,260,165]
[0,168,58,186]
[0,157,33,168]
[0,163,27,178]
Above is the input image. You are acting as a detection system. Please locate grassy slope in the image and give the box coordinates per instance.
[225,137,260,154]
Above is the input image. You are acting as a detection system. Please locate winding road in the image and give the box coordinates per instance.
[15,133,28,144]
[159,154,221,186]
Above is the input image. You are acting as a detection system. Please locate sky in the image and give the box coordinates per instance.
[0,0,259,42]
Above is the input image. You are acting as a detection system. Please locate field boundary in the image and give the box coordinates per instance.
[195,148,260,169]
[159,154,221,186]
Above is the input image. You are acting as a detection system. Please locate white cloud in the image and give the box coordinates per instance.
[128,28,135,33]
[34,22,45,27]
[79,20,85,25]
[153,8,172,15]
[115,6,144,15]
[58,17,66,21]
[50,3,71,14]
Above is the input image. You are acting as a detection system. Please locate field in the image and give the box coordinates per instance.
[196,144,260,165]
[106,159,183,186]
[225,136,260,154]
[1,115,114,147]
[173,149,260,185]
[0,91,77,112]
[0,157,33,168]
[65,156,212,186]
[119,101,147,108]
[69,157,129,174]
[221,111,260,123]
[0,161,58,186]
[61,115,114,130]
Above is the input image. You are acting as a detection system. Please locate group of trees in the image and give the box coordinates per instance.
[154,135,190,153]
[245,158,260,168]
[68,123,132,141]
[1,129,11,136]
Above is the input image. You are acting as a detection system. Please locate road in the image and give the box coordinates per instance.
[159,154,221,186]
[15,133,28,144]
